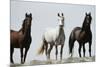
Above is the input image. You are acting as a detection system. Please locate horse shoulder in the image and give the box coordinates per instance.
[74,30,81,40]
[44,28,59,42]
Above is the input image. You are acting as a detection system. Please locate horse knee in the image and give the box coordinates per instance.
[20,49,23,58]
[10,47,14,63]
[55,50,58,55]
[83,47,86,53]
[60,51,63,57]
[60,50,63,55]
[55,47,58,55]
[89,49,91,57]
[89,41,92,52]
[89,48,91,55]
[89,48,91,52]
[78,48,81,53]
[21,54,23,58]
[83,49,85,52]
[78,48,81,57]
[83,49,85,57]
[10,47,14,53]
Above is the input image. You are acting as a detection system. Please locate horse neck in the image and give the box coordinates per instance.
[24,27,31,37]
[82,22,91,32]
[58,26,64,36]
[86,26,91,32]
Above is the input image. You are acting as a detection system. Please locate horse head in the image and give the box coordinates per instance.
[82,12,92,30]
[85,12,92,25]
[58,13,65,27]
[22,13,32,34]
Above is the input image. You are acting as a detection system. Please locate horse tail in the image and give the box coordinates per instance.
[69,32,75,55]
[38,38,47,55]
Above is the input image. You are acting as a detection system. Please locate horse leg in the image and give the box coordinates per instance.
[78,43,82,57]
[89,41,92,57]
[10,46,14,63]
[47,45,53,60]
[24,47,29,63]
[44,40,48,56]
[55,45,58,60]
[45,45,48,56]
[60,44,64,60]
[83,44,86,57]
[20,48,24,64]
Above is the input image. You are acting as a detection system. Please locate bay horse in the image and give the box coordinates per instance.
[10,13,32,64]
[38,13,65,60]
[69,12,92,57]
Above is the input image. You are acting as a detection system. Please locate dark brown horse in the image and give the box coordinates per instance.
[69,12,92,57]
[10,13,32,64]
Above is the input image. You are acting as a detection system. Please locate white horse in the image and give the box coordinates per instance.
[38,13,65,60]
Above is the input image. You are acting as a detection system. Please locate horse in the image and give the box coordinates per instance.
[10,13,32,64]
[69,12,92,57]
[38,13,65,60]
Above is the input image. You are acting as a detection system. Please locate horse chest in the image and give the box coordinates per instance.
[55,31,65,45]
[23,35,31,43]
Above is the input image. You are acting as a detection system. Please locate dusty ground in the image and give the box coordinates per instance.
[10,56,95,67]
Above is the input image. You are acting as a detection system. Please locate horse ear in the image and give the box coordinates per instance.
[89,12,91,16]
[30,13,32,17]
[62,13,64,16]
[25,13,27,17]
[85,12,87,15]
[58,13,60,17]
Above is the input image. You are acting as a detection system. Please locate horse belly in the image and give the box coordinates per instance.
[75,31,89,43]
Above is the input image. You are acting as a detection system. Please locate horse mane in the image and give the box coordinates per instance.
[18,20,26,34]
[82,17,87,30]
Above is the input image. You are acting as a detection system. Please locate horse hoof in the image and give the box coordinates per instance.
[11,61,14,64]
[11,62,14,64]
[21,61,24,64]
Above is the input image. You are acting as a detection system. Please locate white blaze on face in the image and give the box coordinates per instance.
[58,16,63,26]
[87,16,90,24]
